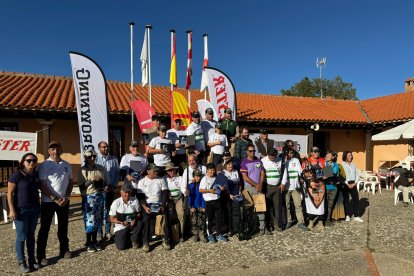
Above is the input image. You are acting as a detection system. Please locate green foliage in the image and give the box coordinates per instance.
[281,76,358,100]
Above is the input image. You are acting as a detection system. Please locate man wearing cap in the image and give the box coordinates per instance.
[219,107,239,155]
[254,129,275,159]
[109,185,143,250]
[261,148,284,232]
[201,108,217,163]
[207,122,228,167]
[120,141,149,191]
[186,111,206,165]
[148,124,175,171]
[164,162,186,242]
[37,141,73,265]
[136,163,171,251]
[167,118,187,175]
[234,126,253,167]
[95,141,120,241]
[240,144,268,234]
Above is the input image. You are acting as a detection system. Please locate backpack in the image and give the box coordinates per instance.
[232,202,260,241]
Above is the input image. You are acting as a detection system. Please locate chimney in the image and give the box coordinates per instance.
[405,78,414,92]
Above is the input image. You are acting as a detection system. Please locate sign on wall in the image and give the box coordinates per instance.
[0,130,37,161]
[250,133,308,157]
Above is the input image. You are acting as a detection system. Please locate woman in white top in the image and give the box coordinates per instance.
[207,122,228,167]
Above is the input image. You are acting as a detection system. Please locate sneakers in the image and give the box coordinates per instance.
[345,216,351,222]
[352,217,364,223]
[207,235,217,243]
[62,251,73,259]
[180,237,185,243]
[404,202,410,207]
[106,233,113,240]
[274,226,283,232]
[325,220,333,227]
[263,228,273,235]
[28,261,40,271]
[162,239,171,250]
[87,245,97,253]
[39,258,48,267]
[142,243,150,253]
[132,241,139,249]
[18,262,30,273]
[216,235,229,242]
[94,243,102,251]
[286,221,295,229]
[298,223,309,231]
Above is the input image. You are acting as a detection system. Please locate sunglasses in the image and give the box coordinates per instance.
[247,150,256,153]
[25,159,37,164]
[312,151,320,153]
[86,155,96,159]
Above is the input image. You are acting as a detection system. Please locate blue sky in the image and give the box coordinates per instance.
[1,0,413,100]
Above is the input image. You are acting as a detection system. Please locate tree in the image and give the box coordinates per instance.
[281,76,358,100]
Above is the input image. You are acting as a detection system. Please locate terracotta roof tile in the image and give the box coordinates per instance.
[1,71,413,124]
[361,92,414,123]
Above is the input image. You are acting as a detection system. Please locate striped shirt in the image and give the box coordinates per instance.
[261,156,282,186]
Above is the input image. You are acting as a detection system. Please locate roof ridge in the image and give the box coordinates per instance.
[361,91,407,102]
[355,101,372,124]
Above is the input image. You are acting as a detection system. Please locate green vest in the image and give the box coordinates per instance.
[220,119,238,139]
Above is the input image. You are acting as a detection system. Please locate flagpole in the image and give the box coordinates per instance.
[186,30,192,109]
[203,33,208,100]
[130,22,135,141]
[146,25,153,107]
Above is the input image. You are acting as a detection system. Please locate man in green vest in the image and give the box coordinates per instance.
[219,108,239,156]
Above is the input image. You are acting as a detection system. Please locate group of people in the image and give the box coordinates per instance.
[7,107,367,273]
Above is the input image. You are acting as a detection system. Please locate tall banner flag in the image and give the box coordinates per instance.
[200,34,209,97]
[140,28,149,86]
[197,99,218,121]
[69,52,108,161]
[172,92,191,130]
[169,30,177,87]
[204,67,237,121]
[185,31,193,90]
[131,100,155,132]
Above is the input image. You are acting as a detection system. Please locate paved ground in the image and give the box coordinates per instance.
[1,189,413,275]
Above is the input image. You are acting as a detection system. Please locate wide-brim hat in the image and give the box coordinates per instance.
[165,162,178,171]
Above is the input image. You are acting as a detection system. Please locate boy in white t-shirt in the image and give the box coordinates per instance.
[148,124,176,169]
[207,122,228,167]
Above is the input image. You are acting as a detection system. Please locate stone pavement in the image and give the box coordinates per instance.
[1,189,413,275]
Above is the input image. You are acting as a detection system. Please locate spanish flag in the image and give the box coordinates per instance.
[169,30,177,87]
[171,91,191,130]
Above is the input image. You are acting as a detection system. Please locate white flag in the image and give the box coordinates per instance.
[141,29,149,86]
[200,34,209,92]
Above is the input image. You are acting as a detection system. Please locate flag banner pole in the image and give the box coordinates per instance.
[186,30,193,109]
[130,22,135,141]
[69,52,109,164]
[146,25,153,107]
[200,33,209,100]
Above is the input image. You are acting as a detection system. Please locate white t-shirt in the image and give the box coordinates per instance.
[182,165,207,186]
[201,120,217,145]
[38,158,73,202]
[186,122,205,152]
[136,176,168,204]
[109,197,141,232]
[223,170,240,185]
[199,175,218,201]
[281,158,302,190]
[208,133,228,155]
[262,156,282,186]
[149,136,172,167]
[165,175,186,200]
[120,153,148,188]
[167,128,186,155]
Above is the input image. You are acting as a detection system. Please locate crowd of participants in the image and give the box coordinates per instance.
[7,107,370,273]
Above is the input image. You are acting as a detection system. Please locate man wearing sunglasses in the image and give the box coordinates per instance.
[37,141,73,266]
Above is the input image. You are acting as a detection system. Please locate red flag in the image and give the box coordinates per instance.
[131,99,155,132]
[185,31,192,90]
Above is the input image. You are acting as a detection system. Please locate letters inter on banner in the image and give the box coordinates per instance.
[0,130,37,161]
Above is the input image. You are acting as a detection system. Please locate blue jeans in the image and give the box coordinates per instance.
[14,206,40,263]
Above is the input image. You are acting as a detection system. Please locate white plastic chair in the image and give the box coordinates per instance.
[394,188,414,205]
[364,176,381,194]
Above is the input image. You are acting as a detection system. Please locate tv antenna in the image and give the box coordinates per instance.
[316,57,327,98]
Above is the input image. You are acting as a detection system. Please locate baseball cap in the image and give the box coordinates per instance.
[130,140,139,147]
[312,146,320,152]
[192,111,201,118]
[259,129,268,134]
[205,108,214,115]
[224,108,232,114]
[121,185,132,193]
[48,141,61,148]
[223,151,231,157]
[165,162,178,171]
[193,169,202,177]
[159,124,168,131]
[147,163,160,172]
[215,122,223,129]
[83,148,96,157]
